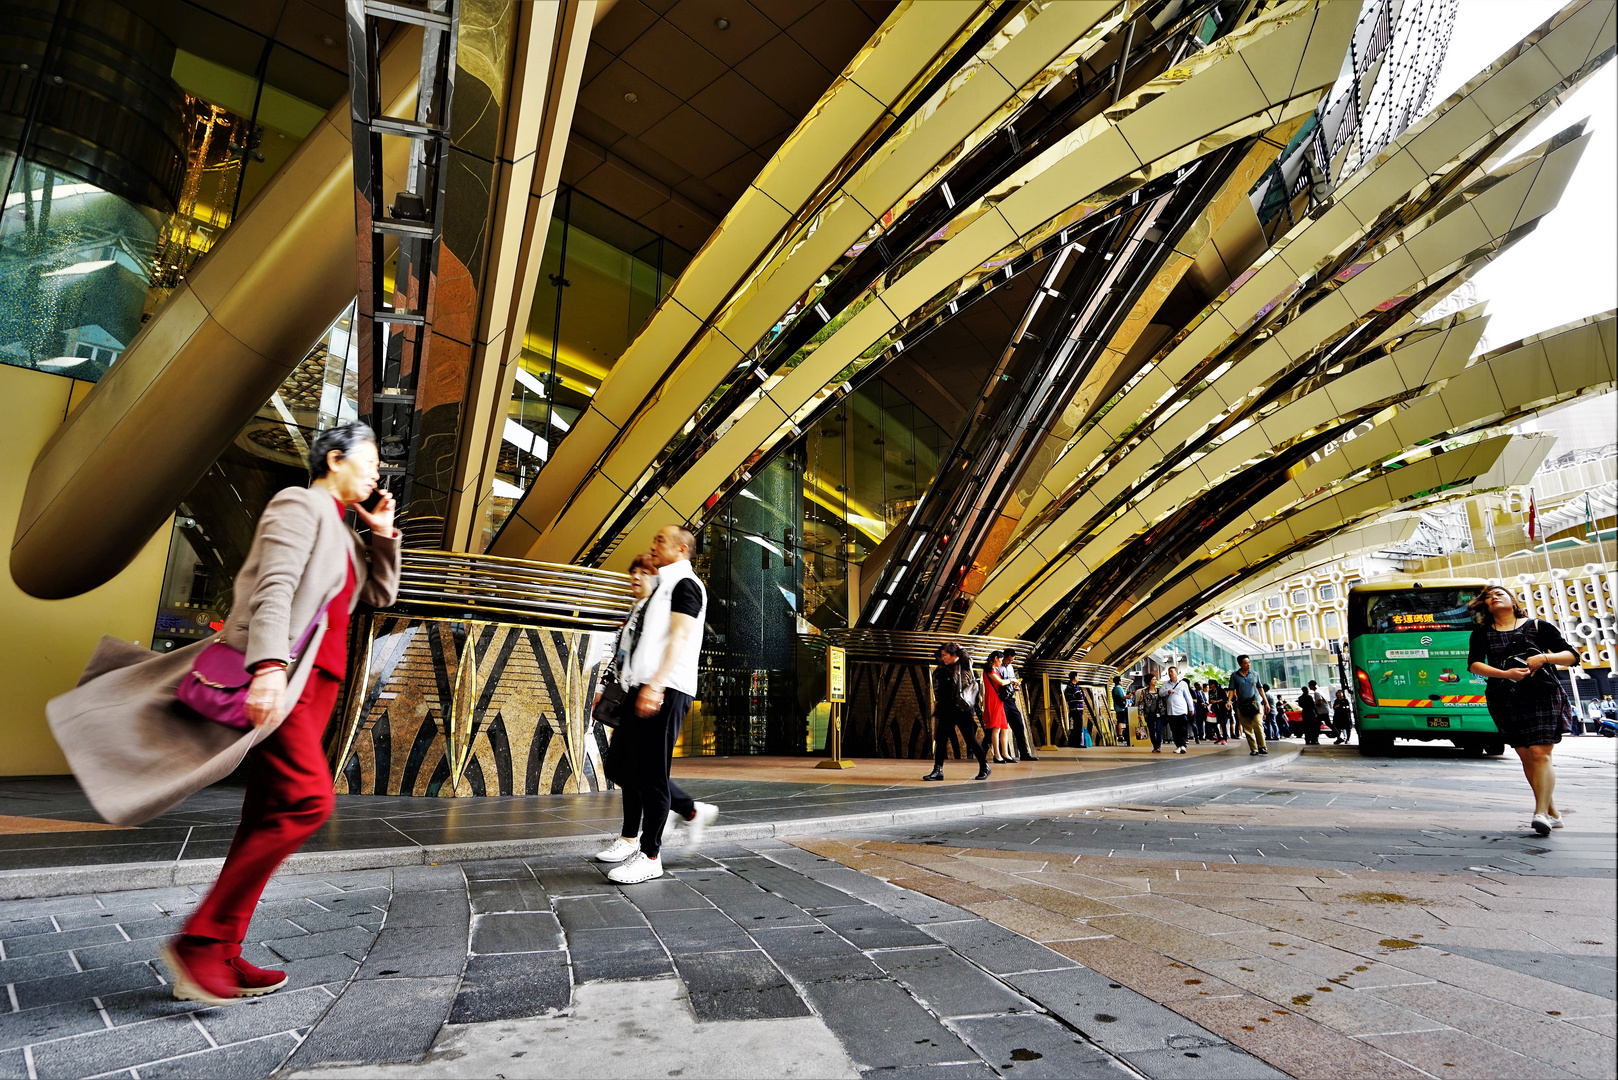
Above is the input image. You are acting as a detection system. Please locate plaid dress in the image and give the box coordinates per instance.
[1468,619,1576,747]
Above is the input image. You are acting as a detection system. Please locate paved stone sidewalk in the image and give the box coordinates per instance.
[799,741,1618,1079]
[1,837,1280,1078]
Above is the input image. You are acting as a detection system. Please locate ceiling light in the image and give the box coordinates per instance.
[320,35,336,46]
[624,92,638,103]
[714,17,730,29]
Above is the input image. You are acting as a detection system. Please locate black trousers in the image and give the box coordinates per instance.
[608,686,696,858]
[1003,699,1034,758]
[1166,714,1189,748]
[1147,712,1163,750]
[933,709,988,771]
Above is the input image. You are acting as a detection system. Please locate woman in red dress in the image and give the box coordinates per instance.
[983,651,1013,763]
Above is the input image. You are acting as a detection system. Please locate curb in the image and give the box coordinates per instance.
[0,747,1299,900]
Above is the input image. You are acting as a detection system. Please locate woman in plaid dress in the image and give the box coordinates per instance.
[1466,585,1578,836]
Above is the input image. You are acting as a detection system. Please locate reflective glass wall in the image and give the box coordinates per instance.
[2,0,343,383]
[491,187,691,533]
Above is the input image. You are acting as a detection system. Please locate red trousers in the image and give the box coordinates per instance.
[183,671,340,945]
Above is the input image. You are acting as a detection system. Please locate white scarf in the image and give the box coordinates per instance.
[623,559,706,695]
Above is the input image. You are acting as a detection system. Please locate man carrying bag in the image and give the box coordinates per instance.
[1228,654,1268,756]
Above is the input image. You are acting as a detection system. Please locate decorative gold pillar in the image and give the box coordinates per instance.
[327,551,631,796]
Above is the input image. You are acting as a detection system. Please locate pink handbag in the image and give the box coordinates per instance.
[175,607,329,729]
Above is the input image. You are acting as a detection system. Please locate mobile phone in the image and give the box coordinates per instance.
[361,487,385,513]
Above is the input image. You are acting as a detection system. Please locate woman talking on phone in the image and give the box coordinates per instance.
[164,422,400,1002]
[1467,584,1579,836]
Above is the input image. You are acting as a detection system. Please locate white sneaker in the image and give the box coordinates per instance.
[594,837,638,863]
[1547,814,1564,830]
[607,851,664,884]
[1530,813,1553,837]
[685,802,718,851]
[1175,746,1187,754]
[662,810,682,844]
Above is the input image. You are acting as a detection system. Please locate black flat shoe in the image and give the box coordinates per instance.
[922,770,944,781]
[1021,755,1039,762]
[975,767,991,780]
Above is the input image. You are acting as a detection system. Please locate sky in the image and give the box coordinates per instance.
[1432,1,1618,456]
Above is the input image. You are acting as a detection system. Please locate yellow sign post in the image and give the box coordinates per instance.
[817,645,853,769]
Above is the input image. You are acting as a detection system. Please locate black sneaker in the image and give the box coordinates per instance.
[1258,748,1268,755]
[922,770,944,782]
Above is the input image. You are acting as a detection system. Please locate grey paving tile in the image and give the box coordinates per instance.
[384,890,467,930]
[280,952,362,991]
[470,911,564,954]
[137,1032,301,1079]
[619,877,712,913]
[531,865,614,896]
[467,877,551,915]
[801,978,979,1070]
[243,916,314,942]
[1122,1043,1289,1079]
[1006,968,1227,1056]
[111,915,187,941]
[644,907,754,954]
[53,907,160,931]
[0,950,78,984]
[196,985,333,1045]
[727,864,864,910]
[98,983,214,1028]
[355,928,464,980]
[288,907,385,934]
[265,926,376,962]
[1438,944,1617,1000]
[324,871,396,891]
[0,1048,23,1080]
[0,917,55,939]
[462,858,535,881]
[921,920,1080,976]
[12,960,162,1011]
[288,976,459,1068]
[798,871,975,927]
[869,946,1037,1018]
[566,927,672,982]
[3,924,126,957]
[91,888,197,910]
[448,952,570,1023]
[671,950,810,1022]
[0,999,106,1053]
[317,887,392,912]
[554,894,648,932]
[70,938,161,972]
[949,1013,1127,1079]
[388,866,463,891]
[28,1013,209,1079]
[855,1065,998,1079]
[817,907,939,950]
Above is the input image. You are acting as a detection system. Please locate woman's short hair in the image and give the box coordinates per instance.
[627,553,658,575]
[1468,585,1526,623]
[309,421,378,480]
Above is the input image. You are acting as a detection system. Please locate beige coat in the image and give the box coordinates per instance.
[47,486,400,825]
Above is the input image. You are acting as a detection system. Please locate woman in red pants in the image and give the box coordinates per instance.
[161,422,399,1005]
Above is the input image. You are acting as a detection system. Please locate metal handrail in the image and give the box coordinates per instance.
[389,550,633,629]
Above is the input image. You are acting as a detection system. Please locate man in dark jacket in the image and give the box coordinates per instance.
[1064,673,1087,747]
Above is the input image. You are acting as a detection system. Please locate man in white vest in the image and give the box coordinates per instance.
[607,525,718,884]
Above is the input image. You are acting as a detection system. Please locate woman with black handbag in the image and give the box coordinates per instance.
[1467,585,1579,836]
[594,553,683,863]
[922,642,991,781]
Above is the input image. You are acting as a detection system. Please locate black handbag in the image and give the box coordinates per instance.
[594,675,627,728]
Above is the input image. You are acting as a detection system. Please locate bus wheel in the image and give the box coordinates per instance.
[1459,742,1485,757]
[1358,734,1391,756]
[1484,742,1505,756]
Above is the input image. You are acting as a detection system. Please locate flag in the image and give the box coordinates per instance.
[1527,488,1537,541]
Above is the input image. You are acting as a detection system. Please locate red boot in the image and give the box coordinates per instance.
[227,954,288,996]
[160,937,239,1006]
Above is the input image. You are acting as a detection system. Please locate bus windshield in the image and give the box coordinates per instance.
[1350,588,1477,635]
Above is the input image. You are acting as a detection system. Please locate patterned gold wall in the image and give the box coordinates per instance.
[326,613,615,797]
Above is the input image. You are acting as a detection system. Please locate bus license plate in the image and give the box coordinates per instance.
[1427,717,1450,728]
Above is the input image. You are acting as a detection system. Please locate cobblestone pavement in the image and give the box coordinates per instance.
[0,740,1609,1078]
[800,741,1618,1079]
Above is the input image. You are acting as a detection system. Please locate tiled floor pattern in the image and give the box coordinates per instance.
[2,840,1286,1079]
[793,743,1618,1079]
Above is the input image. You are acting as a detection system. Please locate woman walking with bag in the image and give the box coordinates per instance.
[1467,585,1579,836]
[922,643,990,781]
[982,651,1015,764]
[51,422,400,1005]
[595,554,668,862]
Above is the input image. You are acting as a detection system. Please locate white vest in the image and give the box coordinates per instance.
[624,559,706,695]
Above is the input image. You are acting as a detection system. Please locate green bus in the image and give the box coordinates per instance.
[1347,579,1504,756]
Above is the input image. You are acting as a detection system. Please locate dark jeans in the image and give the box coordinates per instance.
[1004,700,1034,758]
[1166,714,1189,748]
[609,687,696,859]
[1147,712,1163,750]
[933,709,988,771]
